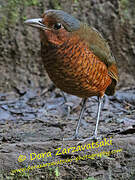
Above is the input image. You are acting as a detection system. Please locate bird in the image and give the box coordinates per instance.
[24,9,118,141]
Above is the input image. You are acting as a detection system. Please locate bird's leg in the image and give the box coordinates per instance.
[77,96,103,144]
[61,91,71,120]
[74,98,87,138]
[61,91,67,103]
[93,96,103,139]
[63,98,87,141]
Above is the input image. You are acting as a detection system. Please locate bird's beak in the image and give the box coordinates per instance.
[24,18,51,31]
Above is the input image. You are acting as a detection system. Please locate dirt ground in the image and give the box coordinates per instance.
[0,0,135,179]
[0,86,135,180]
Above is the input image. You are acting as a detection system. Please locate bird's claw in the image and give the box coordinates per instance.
[77,135,102,145]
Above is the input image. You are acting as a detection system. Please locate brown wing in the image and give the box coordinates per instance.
[78,23,118,95]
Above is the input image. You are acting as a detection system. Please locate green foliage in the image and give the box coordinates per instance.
[55,167,59,177]
[0,0,39,33]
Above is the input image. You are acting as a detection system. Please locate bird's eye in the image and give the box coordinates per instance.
[53,23,62,30]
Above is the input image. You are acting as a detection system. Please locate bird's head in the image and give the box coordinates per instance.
[24,9,81,46]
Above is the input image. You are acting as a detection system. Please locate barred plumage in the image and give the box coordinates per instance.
[41,36,112,98]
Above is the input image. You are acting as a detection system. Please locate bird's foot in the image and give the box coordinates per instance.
[77,135,102,145]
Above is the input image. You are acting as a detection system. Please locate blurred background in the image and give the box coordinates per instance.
[0,0,135,92]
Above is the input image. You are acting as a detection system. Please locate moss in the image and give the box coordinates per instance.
[119,0,135,24]
[26,0,39,6]
[0,15,7,34]
[51,0,61,10]
[120,0,129,19]
[74,0,78,3]
[0,0,39,34]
